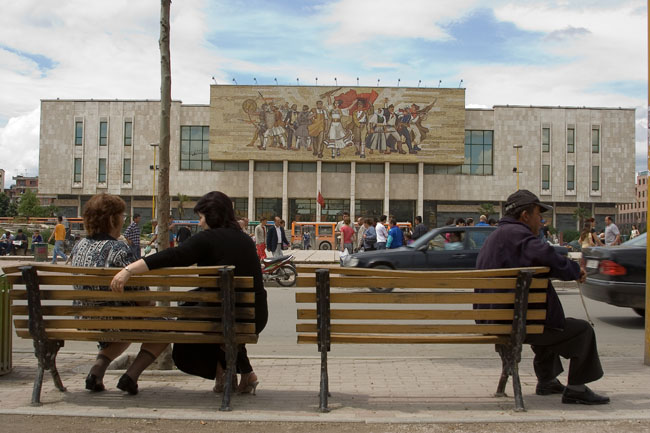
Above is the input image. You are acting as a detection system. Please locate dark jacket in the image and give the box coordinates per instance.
[266,224,289,252]
[476,216,580,329]
[412,223,428,240]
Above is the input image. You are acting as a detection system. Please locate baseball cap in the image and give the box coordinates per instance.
[504,190,553,215]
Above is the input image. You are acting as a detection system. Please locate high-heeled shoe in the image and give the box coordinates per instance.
[85,373,105,392]
[117,373,138,395]
[237,372,259,395]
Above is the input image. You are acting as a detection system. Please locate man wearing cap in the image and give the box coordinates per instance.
[476,190,609,405]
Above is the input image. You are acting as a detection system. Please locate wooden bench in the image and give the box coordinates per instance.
[4,263,258,411]
[295,265,550,412]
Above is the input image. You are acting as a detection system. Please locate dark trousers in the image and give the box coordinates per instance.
[524,317,603,385]
[172,343,253,380]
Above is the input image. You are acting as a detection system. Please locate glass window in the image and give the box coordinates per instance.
[231,197,248,219]
[180,125,210,170]
[354,200,383,219]
[322,162,351,173]
[321,199,350,222]
[123,158,131,184]
[567,165,575,191]
[542,127,550,152]
[464,130,493,176]
[389,164,417,174]
[356,163,384,173]
[567,128,574,153]
[124,121,132,146]
[290,199,317,222]
[592,166,600,191]
[542,165,550,190]
[255,198,282,221]
[254,161,283,172]
[592,128,600,153]
[467,229,492,250]
[389,200,415,222]
[288,162,317,172]
[98,158,107,183]
[99,121,108,146]
[73,158,82,183]
[75,121,83,146]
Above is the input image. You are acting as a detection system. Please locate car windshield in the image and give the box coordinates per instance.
[622,232,646,247]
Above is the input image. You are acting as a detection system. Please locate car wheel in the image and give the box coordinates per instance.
[320,242,331,250]
[632,308,645,317]
[369,264,395,293]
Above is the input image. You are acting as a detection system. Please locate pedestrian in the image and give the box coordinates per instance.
[355,217,366,252]
[630,224,640,239]
[111,191,268,395]
[124,213,142,259]
[335,211,349,250]
[340,214,355,253]
[266,216,289,258]
[148,220,159,253]
[466,217,474,226]
[13,229,28,255]
[48,216,68,264]
[476,189,609,405]
[412,215,427,240]
[362,218,377,251]
[386,218,404,249]
[604,216,621,246]
[302,227,311,250]
[31,230,43,254]
[476,215,489,226]
[375,215,388,250]
[254,217,268,260]
[455,217,466,226]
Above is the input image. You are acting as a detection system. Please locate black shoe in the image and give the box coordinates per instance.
[536,378,565,395]
[562,386,610,405]
[117,374,138,395]
[85,374,105,392]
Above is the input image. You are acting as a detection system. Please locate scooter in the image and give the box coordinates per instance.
[261,254,297,287]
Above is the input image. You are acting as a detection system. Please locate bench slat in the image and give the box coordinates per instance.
[15,329,258,344]
[297,333,509,345]
[295,265,550,278]
[5,274,254,288]
[295,292,547,304]
[296,323,545,335]
[297,308,546,321]
[10,289,255,303]
[12,305,255,320]
[14,319,256,334]
[296,276,548,289]
[2,264,231,276]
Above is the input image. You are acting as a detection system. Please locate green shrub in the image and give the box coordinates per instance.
[562,229,579,243]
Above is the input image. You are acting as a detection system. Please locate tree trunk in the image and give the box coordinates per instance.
[154,0,173,370]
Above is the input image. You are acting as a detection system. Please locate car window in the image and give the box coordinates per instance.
[319,226,332,235]
[428,230,464,251]
[622,232,646,247]
[467,229,491,250]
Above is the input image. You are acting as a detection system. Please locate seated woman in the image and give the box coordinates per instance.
[444,232,463,250]
[72,193,168,395]
[110,191,268,395]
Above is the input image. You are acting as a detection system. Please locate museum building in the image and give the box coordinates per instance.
[37,85,636,233]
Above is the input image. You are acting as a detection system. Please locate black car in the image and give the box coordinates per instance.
[342,225,568,291]
[581,232,646,317]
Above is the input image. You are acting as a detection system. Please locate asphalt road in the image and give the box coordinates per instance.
[11,281,646,360]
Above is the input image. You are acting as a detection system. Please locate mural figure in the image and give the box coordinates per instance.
[324,96,354,159]
[367,107,388,154]
[308,100,328,158]
[351,99,369,159]
[284,103,299,150]
[295,105,312,150]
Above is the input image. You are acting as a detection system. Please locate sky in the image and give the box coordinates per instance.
[0,0,647,187]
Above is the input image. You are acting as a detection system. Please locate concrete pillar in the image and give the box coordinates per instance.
[316,160,322,222]
[282,160,288,222]
[350,162,356,220]
[384,162,390,215]
[248,160,254,221]
[417,162,424,218]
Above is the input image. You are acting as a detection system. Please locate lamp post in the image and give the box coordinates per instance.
[150,143,159,219]
[513,145,523,190]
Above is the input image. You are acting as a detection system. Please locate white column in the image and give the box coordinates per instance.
[417,162,424,218]
[350,162,356,220]
[384,162,390,215]
[282,160,288,222]
[316,160,322,222]
[248,160,254,221]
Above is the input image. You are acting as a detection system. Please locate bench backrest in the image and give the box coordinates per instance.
[5,264,258,345]
[295,265,550,347]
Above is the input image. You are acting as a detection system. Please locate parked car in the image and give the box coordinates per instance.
[581,232,646,317]
[341,225,568,292]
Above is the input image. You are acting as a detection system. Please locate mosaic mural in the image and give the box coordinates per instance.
[209,85,465,163]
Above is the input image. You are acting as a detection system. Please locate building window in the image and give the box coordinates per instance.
[463,130,493,175]
[542,127,550,152]
[290,199,317,222]
[592,166,600,191]
[123,158,131,184]
[592,128,600,153]
[124,121,132,146]
[255,198,282,220]
[73,158,82,183]
[99,121,108,146]
[288,162,317,172]
[567,165,575,191]
[389,200,415,222]
[389,163,417,174]
[211,161,249,171]
[75,121,83,146]
[356,163,384,173]
[254,161,283,172]
[98,158,107,183]
[322,162,351,173]
[567,128,574,153]
[321,199,350,222]
[542,165,550,190]
[180,125,210,170]
[355,200,383,219]
[231,197,248,219]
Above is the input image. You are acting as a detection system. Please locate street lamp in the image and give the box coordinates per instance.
[150,143,159,219]
[513,145,523,190]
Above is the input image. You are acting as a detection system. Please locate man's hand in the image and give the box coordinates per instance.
[577,268,587,283]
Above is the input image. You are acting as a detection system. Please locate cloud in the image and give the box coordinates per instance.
[544,26,591,41]
[0,108,39,187]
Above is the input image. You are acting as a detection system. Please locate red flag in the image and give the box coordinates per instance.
[317,191,325,208]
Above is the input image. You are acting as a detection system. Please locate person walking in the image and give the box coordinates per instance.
[386,218,404,249]
[48,216,68,264]
[412,215,427,240]
[604,216,621,246]
[340,214,355,253]
[375,215,388,250]
[254,217,268,261]
[355,217,366,252]
[124,213,142,258]
[266,216,289,258]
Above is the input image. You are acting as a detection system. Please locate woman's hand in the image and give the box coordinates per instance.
[110,269,131,293]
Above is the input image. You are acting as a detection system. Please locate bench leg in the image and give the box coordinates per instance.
[511,362,525,412]
[319,350,329,413]
[495,344,509,397]
[31,365,45,406]
[50,361,67,393]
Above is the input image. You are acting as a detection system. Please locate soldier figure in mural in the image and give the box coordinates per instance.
[351,99,369,159]
[295,105,312,150]
[383,100,406,155]
[284,103,299,150]
[308,100,328,158]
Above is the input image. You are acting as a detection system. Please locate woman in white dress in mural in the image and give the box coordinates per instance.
[324,97,354,159]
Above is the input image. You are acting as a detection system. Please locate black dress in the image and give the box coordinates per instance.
[143,227,268,379]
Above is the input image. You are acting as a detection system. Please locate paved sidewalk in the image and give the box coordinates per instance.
[1,351,649,423]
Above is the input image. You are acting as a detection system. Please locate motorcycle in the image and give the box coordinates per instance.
[261,254,297,287]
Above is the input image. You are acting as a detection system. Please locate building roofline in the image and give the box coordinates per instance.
[492,104,636,111]
[40,99,184,103]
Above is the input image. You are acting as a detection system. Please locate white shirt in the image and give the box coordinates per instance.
[275,226,283,245]
[376,223,388,243]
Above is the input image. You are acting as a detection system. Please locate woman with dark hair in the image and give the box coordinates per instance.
[579,222,595,249]
[72,193,168,395]
[110,191,268,394]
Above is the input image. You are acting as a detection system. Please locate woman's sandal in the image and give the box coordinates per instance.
[237,372,259,395]
[117,373,138,395]
[85,373,105,392]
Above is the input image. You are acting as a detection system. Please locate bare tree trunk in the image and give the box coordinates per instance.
[153,0,173,370]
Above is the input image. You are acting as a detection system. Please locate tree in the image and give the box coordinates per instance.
[0,193,10,217]
[477,203,495,217]
[572,207,592,228]
[17,190,58,217]
[177,193,188,219]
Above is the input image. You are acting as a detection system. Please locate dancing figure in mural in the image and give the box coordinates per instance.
[324,96,354,159]
[366,107,388,154]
